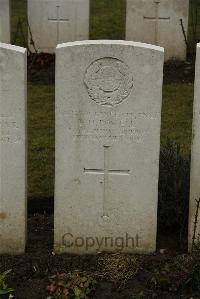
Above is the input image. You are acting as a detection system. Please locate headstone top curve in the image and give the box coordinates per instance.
[0,43,27,54]
[56,40,164,53]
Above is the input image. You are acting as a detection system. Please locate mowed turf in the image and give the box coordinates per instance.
[28,85,55,199]
[90,0,126,39]
[10,0,27,47]
[12,0,194,199]
[161,84,194,155]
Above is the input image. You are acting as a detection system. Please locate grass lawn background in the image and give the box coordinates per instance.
[11,0,194,199]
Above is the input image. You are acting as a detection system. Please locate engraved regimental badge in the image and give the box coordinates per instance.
[84,57,133,107]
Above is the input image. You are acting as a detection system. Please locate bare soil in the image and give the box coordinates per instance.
[0,214,198,298]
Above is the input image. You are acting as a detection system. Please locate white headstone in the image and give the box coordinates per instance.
[55,40,164,254]
[0,0,10,43]
[126,0,189,61]
[0,43,27,254]
[28,0,90,53]
[189,43,200,251]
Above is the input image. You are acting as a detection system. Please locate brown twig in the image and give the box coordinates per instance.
[180,18,189,54]
[27,21,38,54]
[191,198,200,252]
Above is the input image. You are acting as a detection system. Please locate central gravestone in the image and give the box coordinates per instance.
[55,40,164,254]
[28,0,89,53]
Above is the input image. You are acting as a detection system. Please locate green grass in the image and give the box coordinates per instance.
[90,0,126,39]
[10,0,27,47]
[28,85,55,199]
[161,84,194,155]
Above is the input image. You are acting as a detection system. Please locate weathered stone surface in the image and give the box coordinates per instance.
[0,43,27,254]
[189,43,200,251]
[0,0,10,43]
[54,40,164,254]
[126,0,189,61]
[28,0,90,53]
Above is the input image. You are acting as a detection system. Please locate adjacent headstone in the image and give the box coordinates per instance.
[189,43,200,251]
[55,40,164,254]
[126,0,189,61]
[0,43,27,254]
[28,0,90,53]
[0,0,10,43]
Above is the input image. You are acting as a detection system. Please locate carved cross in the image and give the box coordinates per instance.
[84,146,130,217]
[48,5,70,44]
[143,1,170,45]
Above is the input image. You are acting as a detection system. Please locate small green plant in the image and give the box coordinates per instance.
[176,198,200,291]
[172,253,200,292]
[0,269,14,296]
[192,198,200,252]
[132,292,144,299]
[47,272,97,299]
[158,139,190,240]
[151,263,172,290]
[172,198,200,292]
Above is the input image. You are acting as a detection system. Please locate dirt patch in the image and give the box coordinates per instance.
[0,214,199,299]
[28,53,55,85]
[163,59,195,84]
